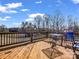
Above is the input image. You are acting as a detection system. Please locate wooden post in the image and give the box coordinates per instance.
[4,33,5,46]
[0,34,2,46]
[9,34,10,44]
[46,32,48,38]
[30,32,33,42]
[61,36,63,46]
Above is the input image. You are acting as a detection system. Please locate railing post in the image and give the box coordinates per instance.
[4,33,5,46]
[30,32,33,42]
[0,33,2,46]
[61,36,63,46]
[9,33,10,44]
[46,32,48,38]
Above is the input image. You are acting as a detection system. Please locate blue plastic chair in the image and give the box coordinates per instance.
[66,32,79,59]
[64,31,79,59]
[64,31,74,49]
[66,32,74,41]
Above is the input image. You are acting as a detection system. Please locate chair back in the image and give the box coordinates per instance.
[66,32,74,41]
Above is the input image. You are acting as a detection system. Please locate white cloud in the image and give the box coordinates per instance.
[0,17,6,21]
[72,0,79,4]
[8,10,18,13]
[56,0,63,6]
[0,16,11,21]
[0,2,22,13]
[12,23,21,27]
[25,18,34,21]
[0,5,7,12]
[0,9,18,14]
[29,13,44,18]
[25,13,44,22]
[13,23,21,25]
[4,16,11,19]
[35,1,42,4]
[21,9,29,12]
[6,2,22,8]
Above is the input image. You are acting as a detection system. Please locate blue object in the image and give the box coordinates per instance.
[66,32,74,41]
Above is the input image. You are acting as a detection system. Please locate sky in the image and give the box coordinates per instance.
[0,0,79,27]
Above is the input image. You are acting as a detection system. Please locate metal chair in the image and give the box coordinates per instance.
[73,37,79,59]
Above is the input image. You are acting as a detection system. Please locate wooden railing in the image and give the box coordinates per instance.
[0,31,69,47]
[0,32,47,47]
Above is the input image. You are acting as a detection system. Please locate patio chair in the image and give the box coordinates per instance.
[65,31,74,49]
[51,35,57,48]
[73,38,79,59]
[51,33,63,48]
[65,32,79,59]
[49,33,63,59]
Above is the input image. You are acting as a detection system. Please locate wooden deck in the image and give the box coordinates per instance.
[0,39,76,59]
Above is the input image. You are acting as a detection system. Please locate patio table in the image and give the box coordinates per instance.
[51,33,64,46]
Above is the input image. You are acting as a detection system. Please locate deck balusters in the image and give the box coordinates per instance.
[0,32,47,47]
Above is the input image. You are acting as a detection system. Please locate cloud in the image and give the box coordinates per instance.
[35,1,42,4]
[25,13,44,22]
[6,2,22,8]
[0,9,18,13]
[8,10,18,13]
[56,0,63,6]
[21,9,29,12]
[13,23,21,25]
[0,16,11,21]
[0,17,7,21]
[0,2,22,13]
[25,18,34,21]
[12,23,21,27]
[0,5,7,12]
[4,16,11,19]
[29,13,44,18]
[72,0,79,4]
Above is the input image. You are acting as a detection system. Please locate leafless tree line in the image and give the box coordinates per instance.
[33,13,79,33]
[0,13,79,33]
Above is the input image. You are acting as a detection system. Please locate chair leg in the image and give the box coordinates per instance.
[72,47,76,59]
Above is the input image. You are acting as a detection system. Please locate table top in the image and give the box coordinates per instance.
[51,33,63,37]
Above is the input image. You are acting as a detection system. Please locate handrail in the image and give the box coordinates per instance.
[0,32,47,47]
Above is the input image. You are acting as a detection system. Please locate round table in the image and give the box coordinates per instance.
[50,33,64,46]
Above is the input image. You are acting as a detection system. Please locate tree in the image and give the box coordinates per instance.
[67,16,74,30]
[34,15,42,29]
[51,12,65,33]
[0,24,6,32]
[43,14,51,29]
[73,20,79,32]
[21,21,28,29]
[67,16,79,33]
[28,22,33,28]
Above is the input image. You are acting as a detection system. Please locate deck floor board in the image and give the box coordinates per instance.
[0,39,76,59]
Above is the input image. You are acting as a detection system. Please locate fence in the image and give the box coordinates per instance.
[0,32,47,47]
